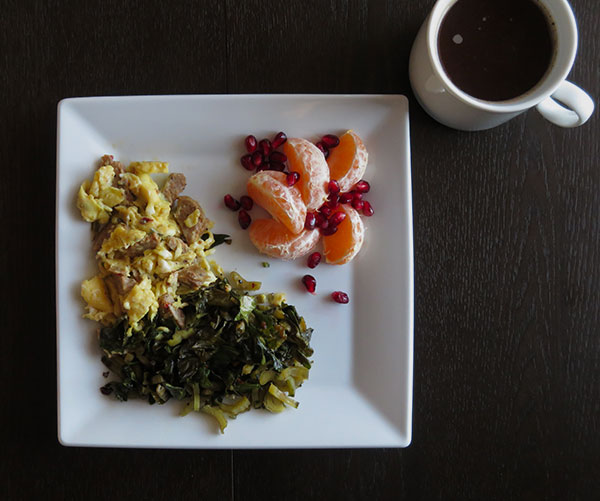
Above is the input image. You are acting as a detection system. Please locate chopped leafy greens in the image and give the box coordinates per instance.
[99,279,314,433]
[207,233,232,250]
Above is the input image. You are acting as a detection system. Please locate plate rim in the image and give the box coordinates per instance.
[55,93,413,448]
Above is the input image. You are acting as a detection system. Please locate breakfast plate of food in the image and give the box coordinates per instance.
[56,94,413,448]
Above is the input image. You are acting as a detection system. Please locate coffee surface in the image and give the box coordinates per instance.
[438,0,554,101]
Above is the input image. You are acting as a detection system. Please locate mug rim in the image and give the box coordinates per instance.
[426,0,579,113]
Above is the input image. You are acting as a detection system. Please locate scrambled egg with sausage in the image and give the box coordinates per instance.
[77,155,217,331]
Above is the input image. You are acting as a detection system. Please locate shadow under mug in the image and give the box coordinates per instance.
[409,0,595,131]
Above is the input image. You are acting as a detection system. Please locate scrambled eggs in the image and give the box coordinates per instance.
[77,156,217,331]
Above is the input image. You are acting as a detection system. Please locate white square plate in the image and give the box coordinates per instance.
[56,94,413,448]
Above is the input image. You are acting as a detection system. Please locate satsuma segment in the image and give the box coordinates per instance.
[283,138,329,211]
[326,130,368,193]
[322,204,365,265]
[249,219,320,260]
[247,171,307,234]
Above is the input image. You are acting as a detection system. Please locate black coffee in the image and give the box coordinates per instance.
[438,0,555,101]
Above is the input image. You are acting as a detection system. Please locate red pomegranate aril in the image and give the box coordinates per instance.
[224,194,241,211]
[353,192,363,201]
[354,180,371,193]
[316,213,329,229]
[339,192,354,204]
[331,291,349,304]
[319,205,332,218]
[238,210,251,229]
[302,274,317,294]
[328,179,340,195]
[307,252,321,269]
[272,131,287,149]
[315,141,330,159]
[240,195,253,210]
[327,196,339,209]
[352,199,364,211]
[245,135,258,153]
[305,212,317,230]
[259,139,272,156]
[270,151,287,163]
[241,154,254,171]
[329,211,346,227]
[362,200,374,216]
[321,225,338,236]
[251,151,263,167]
[321,134,340,148]
[286,171,300,186]
[269,162,286,172]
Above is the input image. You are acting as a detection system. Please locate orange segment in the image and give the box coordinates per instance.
[249,219,320,260]
[283,138,329,211]
[322,205,365,264]
[247,171,306,234]
[326,130,368,193]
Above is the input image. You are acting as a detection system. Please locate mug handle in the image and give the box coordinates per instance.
[535,80,595,128]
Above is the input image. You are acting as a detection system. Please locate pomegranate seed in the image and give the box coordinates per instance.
[327,195,339,209]
[353,192,363,201]
[362,200,374,216]
[302,274,317,294]
[259,139,272,156]
[339,192,354,204]
[315,213,329,229]
[140,217,153,224]
[286,171,300,186]
[245,135,258,153]
[352,199,364,211]
[269,162,286,172]
[321,225,338,236]
[319,205,332,218]
[354,180,370,193]
[270,151,287,163]
[305,212,317,230]
[328,180,340,195]
[272,131,287,149]
[240,195,253,210]
[265,162,285,172]
[321,134,340,148]
[251,151,263,167]
[224,194,241,211]
[307,252,321,269]
[329,211,346,227]
[241,154,254,170]
[238,210,251,229]
[331,291,349,304]
[315,141,330,159]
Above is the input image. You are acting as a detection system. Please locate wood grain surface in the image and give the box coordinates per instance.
[1,1,598,499]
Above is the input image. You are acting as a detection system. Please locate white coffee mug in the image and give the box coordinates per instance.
[409,0,595,131]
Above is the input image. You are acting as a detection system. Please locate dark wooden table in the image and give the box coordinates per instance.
[2,1,598,499]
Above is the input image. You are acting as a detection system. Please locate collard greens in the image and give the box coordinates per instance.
[99,279,314,432]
